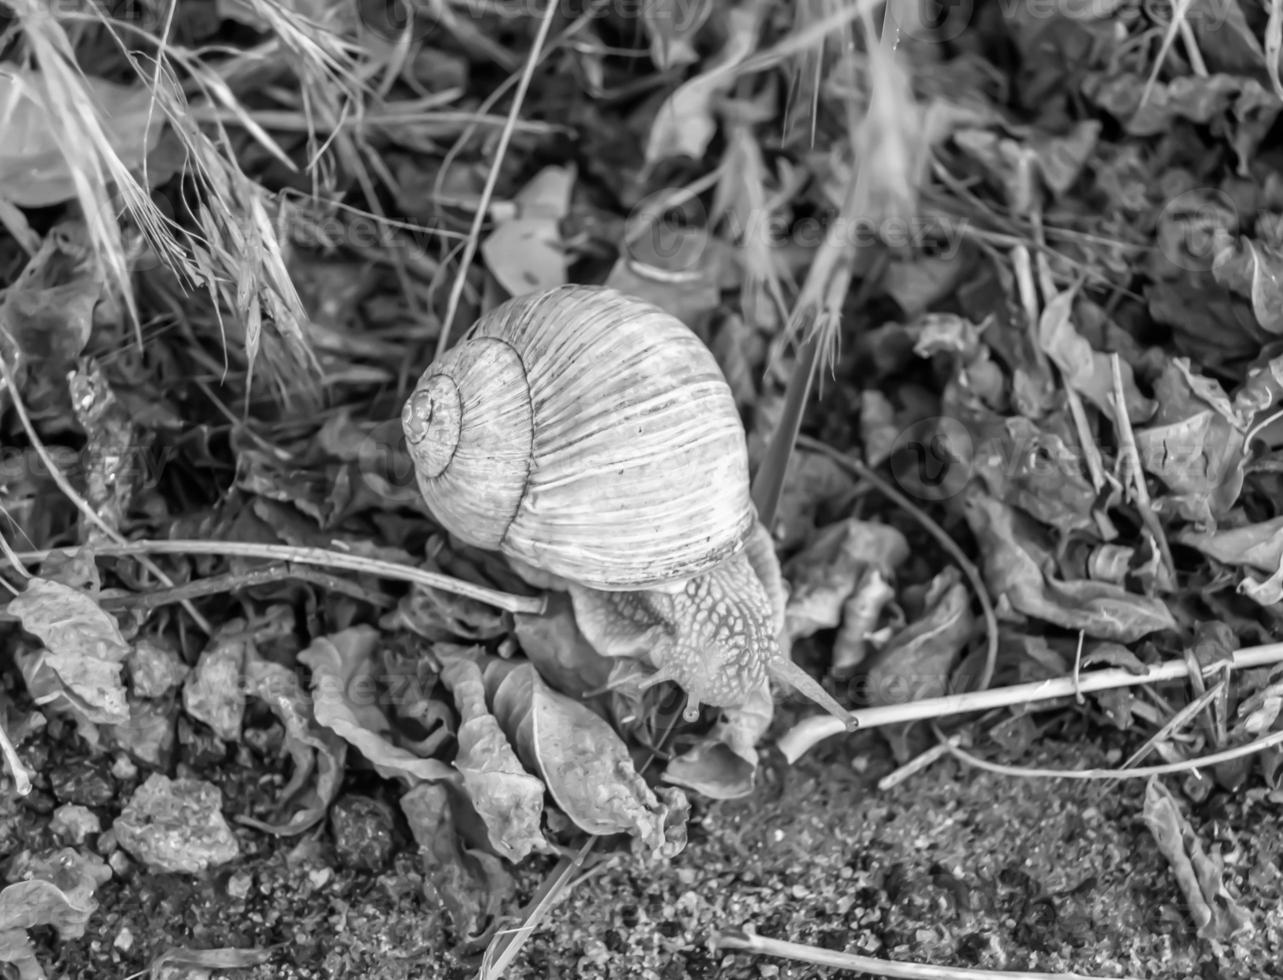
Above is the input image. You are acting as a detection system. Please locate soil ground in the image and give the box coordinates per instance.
[19,710,1283,980]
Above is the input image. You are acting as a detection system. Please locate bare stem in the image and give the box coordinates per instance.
[8,540,546,615]
[778,641,1283,762]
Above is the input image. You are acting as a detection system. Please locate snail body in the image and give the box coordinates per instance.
[569,521,850,722]
[402,284,855,729]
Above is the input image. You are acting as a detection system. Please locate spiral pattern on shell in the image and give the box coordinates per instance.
[402,284,755,591]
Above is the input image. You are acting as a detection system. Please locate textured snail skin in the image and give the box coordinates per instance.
[569,521,856,727]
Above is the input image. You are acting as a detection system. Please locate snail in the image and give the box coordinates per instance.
[401,284,855,729]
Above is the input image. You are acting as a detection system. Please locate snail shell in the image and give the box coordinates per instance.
[402,285,755,591]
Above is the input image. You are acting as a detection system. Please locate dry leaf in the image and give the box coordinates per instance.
[963,490,1176,642]
[0,69,165,207]
[643,0,765,163]
[299,626,454,785]
[401,782,514,943]
[1213,236,1283,334]
[864,568,973,706]
[662,684,771,800]
[511,592,616,699]
[1142,778,1255,942]
[1176,517,1283,605]
[182,618,250,743]
[784,519,910,642]
[239,653,346,836]
[1038,288,1155,424]
[641,0,712,69]
[832,568,897,674]
[0,848,110,980]
[481,164,575,296]
[971,415,1099,536]
[436,646,550,863]
[1133,358,1247,526]
[8,577,130,727]
[484,660,688,859]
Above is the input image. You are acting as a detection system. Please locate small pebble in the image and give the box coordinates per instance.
[308,867,333,890]
[227,871,253,900]
[128,637,189,698]
[50,803,101,844]
[114,926,134,952]
[112,773,239,873]
[330,795,397,872]
[110,754,138,782]
[108,851,131,877]
[49,759,116,807]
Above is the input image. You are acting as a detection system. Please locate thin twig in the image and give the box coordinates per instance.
[712,928,1133,979]
[0,717,32,796]
[779,641,1283,762]
[1027,230,1110,502]
[436,0,561,358]
[939,723,1283,781]
[5,540,545,614]
[0,359,214,635]
[0,531,31,583]
[1108,353,1175,581]
[92,562,394,613]
[476,839,596,980]
[877,734,961,791]
[1113,682,1224,775]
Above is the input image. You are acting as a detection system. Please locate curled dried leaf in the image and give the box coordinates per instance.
[182,618,250,743]
[481,660,688,859]
[964,490,1176,642]
[400,783,514,944]
[1142,778,1255,942]
[240,653,345,836]
[864,568,974,707]
[785,519,910,642]
[663,685,772,800]
[9,577,130,727]
[436,646,550,863]
[300,626,454,785]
